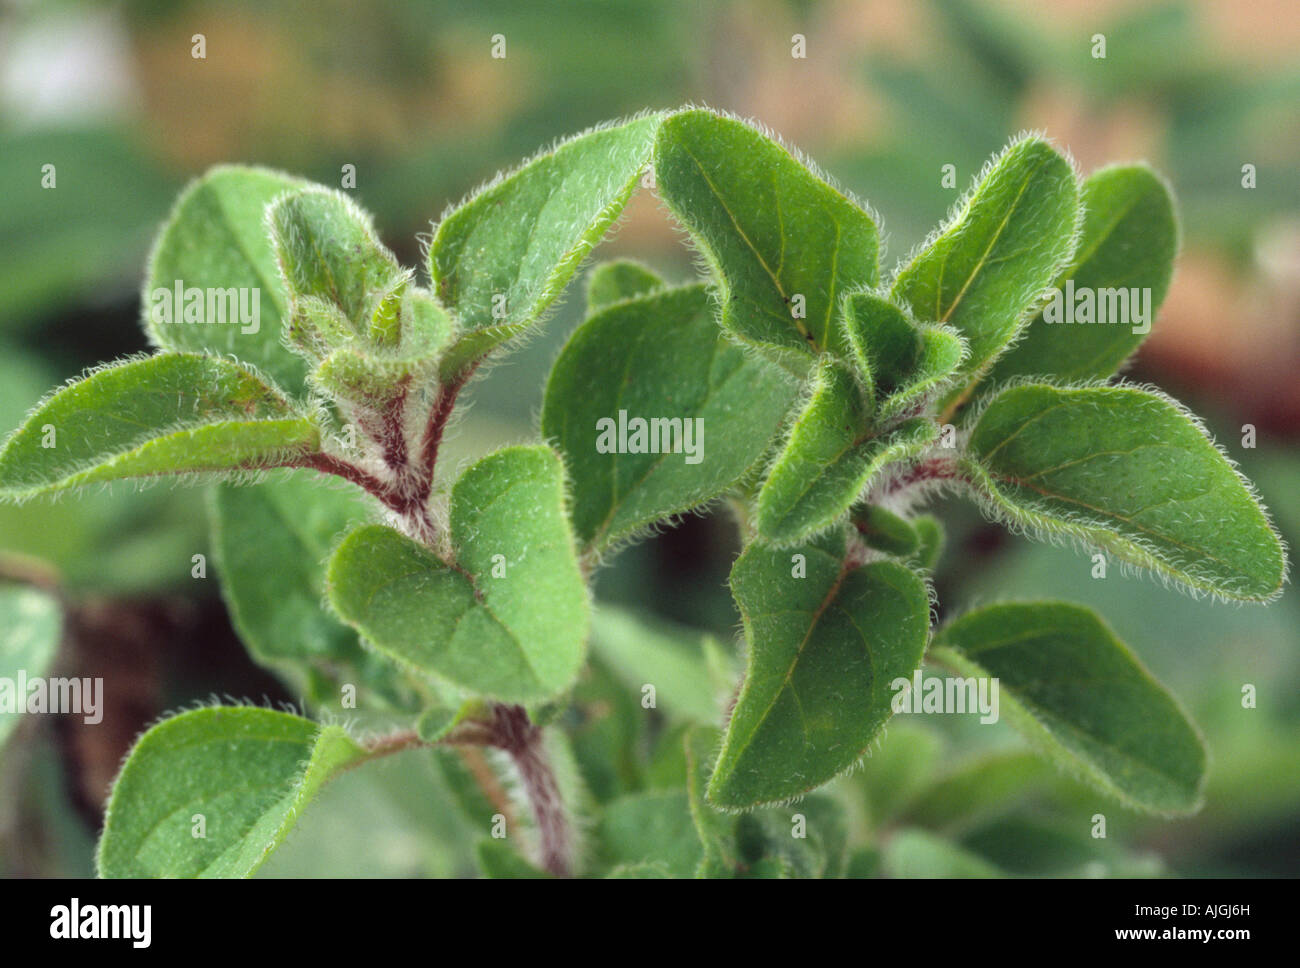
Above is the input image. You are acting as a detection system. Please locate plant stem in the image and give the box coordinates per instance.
[486,704,573,877]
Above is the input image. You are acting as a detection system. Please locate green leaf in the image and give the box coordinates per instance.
[684,726,740,877]
[430,115,661,375]
[910,514,945,572]
[0,584,62,749]
[476,840,550,878]
[852,503,920,557]
[145,165,310,396]
[654,109,879,361]
[327,446,588,702]
[97,707,369,878]
[733,796,848,878]
[755,358,937,544]
[311,286,453,406]
[883,828,1004,878]
[841,292,967,419]
[903,751,1051,832]
[569,657,647,803]
[606,862,672,879]
[710,535,931,807]
[856,722,944,828]
[890,136,1080,414]
[987,165,1178,384]
[543,284,797,552]
[598,791,702,877]
[267,187,404,331]
[931,601,1207,814]
[590,607,717,723]
[209,471,371,671]
[0,354,321,499]
[586,259,664,311]
[964,383,1287,601]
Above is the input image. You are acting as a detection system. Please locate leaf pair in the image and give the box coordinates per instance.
[327,446,588,703]
[716,575,1208,814]
[841,292,966,420]
[753,358,938,544]
[269,188,453,407]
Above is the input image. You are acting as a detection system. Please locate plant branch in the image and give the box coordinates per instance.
[484,704,573,877]
[415,367,475,503]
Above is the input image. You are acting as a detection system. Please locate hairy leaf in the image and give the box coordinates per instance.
[890,136,1079,415]
[586,259,664,311]
[267,187,404,331]
[931,601,1206,813]
[852,503,920,557]
[655,110,878,360]
[0,354,320,499]
[841,292,966,419]
[328,447,588,701]
[145,166,309,396]
[964,383,1286,601]
[431,115,661,375]
[97,707,368,878]
[710,534,930,807]
[755,358,937,544]
[543,284,797,551]
[987,165,1178,384]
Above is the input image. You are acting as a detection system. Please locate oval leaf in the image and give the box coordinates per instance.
[0,353,320,499]
[145,165,309,396]
[654,109,879,361]
[931,601,1207,814]
[710,535,930,808]
[328,446,588,701]
[430,115,661,376]
[890,136,1080,416]
[987,164,1178,384]
[543,284,798,552]
[963,383,1287,601]
[97,706,368,878]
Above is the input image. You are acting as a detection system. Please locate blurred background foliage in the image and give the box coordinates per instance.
[0,0,1296,876]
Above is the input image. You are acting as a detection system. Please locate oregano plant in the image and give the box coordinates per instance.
[0,107,1285,878]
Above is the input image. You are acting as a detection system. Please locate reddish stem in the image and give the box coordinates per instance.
[415,368,474,504]
[485,704,572,877]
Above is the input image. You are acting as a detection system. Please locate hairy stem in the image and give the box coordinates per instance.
[486,704,573,877]
[415,366,476,504]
